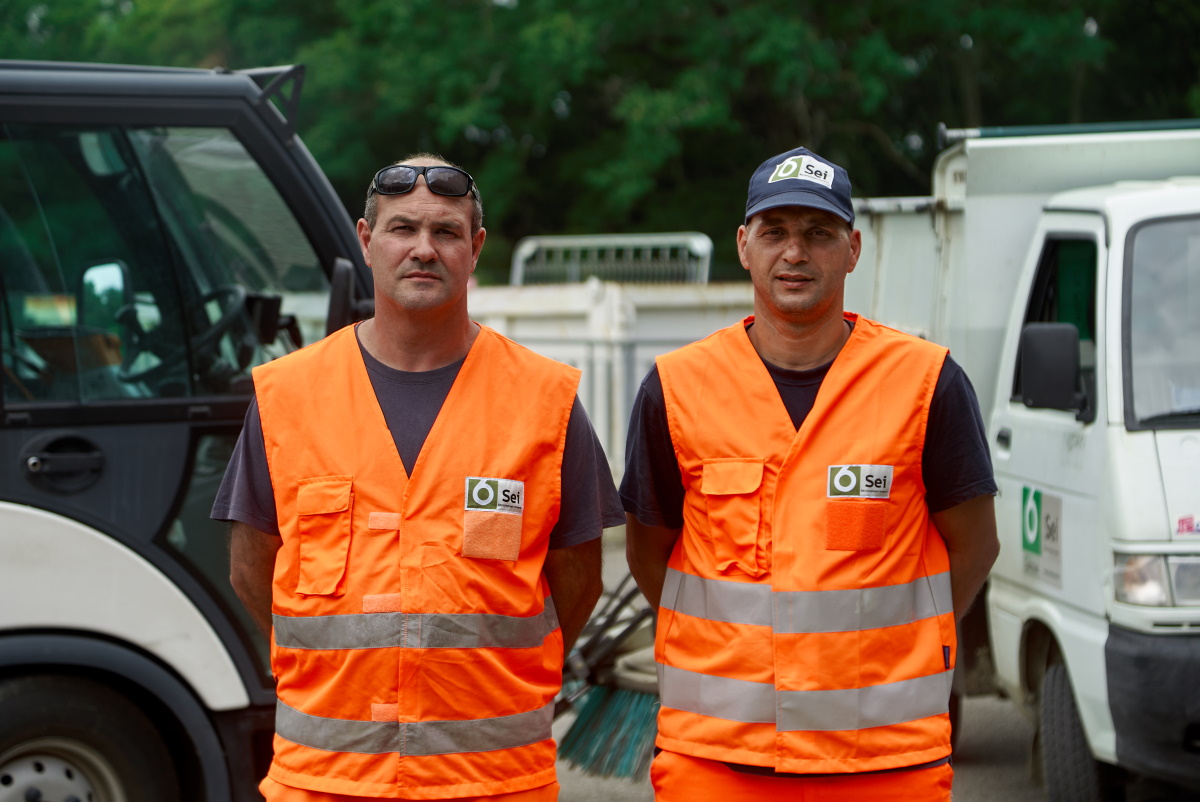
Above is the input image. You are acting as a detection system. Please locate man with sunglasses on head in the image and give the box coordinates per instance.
[215,154,622,801]
[622,146,999,801]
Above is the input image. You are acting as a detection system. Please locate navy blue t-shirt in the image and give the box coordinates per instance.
[620,337,996,528]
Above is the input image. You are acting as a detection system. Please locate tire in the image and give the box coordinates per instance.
[1040,662,1123,802]
[0,675,181,802]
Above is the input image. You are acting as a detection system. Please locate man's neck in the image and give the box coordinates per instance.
[357,308,479,372]
[747,308,851,372]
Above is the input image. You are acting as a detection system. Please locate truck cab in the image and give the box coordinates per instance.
[988,178,1200,796]
[0,61,370,801]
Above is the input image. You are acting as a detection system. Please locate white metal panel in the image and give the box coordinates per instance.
[962,130,1200,196]
[0,502,249,710]
[1156,431,1200,543]
[467,280,753,478]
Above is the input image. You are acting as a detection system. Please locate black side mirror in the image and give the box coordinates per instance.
[1020,323,1085,413]
[326,257,374,336]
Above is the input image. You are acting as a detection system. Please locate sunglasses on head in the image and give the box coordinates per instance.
[369,164,475,198]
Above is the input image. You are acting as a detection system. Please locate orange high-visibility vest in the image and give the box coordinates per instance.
[654,314,954,774]
[253,324,580,799]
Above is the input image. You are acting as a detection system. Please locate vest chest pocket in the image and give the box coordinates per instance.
[295,476,354,595]
[701,458,766,576]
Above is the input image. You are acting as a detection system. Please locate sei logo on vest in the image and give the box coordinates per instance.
[465,477,525,514]
[827,464,894,498]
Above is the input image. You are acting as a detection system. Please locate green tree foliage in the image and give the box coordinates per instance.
[4,0,1196,280]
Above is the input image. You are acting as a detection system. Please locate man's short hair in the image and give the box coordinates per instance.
[363,152,483,234]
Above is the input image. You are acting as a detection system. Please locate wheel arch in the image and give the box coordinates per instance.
[1022,617,1061,707]
[0,502,252,710]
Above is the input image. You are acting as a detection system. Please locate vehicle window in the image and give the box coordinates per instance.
[1012,238,1098,410]
[1126,216,1200,424]
[0,123,325,405]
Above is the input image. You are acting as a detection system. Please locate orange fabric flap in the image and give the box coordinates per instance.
[297,476,353,515]
[463,510,522,561]
[367,512,400,530]
[701,459,764,495]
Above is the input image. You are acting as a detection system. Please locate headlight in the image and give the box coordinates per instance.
[1167,556,1200,606]
[1115,554,1200,607]
[1114,554,1171,606]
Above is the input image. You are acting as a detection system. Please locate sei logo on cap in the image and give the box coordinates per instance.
[827,465,893,498]
[465,477,525,514]
[768,155,836,189]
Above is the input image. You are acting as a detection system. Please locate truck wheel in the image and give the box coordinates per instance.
[0,675,181,802]
[1040,662,1123,802]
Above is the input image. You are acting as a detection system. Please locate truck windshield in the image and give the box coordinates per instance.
[0,123,326,404]
[1127,216,1200,425]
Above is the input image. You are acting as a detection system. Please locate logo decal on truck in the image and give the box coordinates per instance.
[827,465,893,498]
[768,155,836,189]
[1022,487,1062,587]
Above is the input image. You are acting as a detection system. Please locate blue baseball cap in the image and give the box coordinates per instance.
[744,146,854,227]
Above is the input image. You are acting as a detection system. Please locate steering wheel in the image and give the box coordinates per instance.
[117,284,248,384]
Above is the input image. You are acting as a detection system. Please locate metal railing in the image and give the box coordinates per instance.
[510,232,712,285]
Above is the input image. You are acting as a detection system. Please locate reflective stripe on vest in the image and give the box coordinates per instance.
[273,598,560,651]
[661,567,773,626]
[663,568,953,633]
[778,670,954,732]
[659,664,953,732]
[658,665,775,724]
[276,699,555,756]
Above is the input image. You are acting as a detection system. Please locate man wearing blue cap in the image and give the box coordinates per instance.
[622,147,1000,800]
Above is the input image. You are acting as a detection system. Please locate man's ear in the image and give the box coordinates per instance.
[846,228,862,274]
[736,224,750,271]
[471,226,487,270]
[356,218,373,267]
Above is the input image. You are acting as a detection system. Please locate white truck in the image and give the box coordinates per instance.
[850,123,1200,800]
[0,61,371,801]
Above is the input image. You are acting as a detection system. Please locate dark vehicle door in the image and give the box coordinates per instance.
[0,70,365,701]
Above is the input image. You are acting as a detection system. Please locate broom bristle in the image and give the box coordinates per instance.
[559,684,660,779]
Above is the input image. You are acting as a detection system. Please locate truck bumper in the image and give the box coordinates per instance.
[1106,625,1200,791]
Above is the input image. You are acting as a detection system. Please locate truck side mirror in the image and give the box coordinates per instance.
[78,260,133,328]
[326,257,374,336]
[1020,323,1083,413]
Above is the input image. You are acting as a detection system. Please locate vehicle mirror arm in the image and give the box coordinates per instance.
[278,314,303,349]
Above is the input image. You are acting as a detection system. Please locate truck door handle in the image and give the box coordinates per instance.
[25,451,104,475]
[19,432,106,492]
[996,428,1012,449]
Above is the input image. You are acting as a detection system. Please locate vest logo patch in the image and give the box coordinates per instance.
[827,465,893,499]
[465,477,524,514]
[768,155,836,188]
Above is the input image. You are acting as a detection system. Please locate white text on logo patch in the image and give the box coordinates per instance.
[768,155,836,188]
[827,465,893,499]
[464,477,524,514]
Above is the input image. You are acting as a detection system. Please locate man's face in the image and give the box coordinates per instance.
[737,206,861,324]
[356,160,485,316]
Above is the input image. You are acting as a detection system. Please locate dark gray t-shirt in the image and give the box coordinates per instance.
[212,336,624,549]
